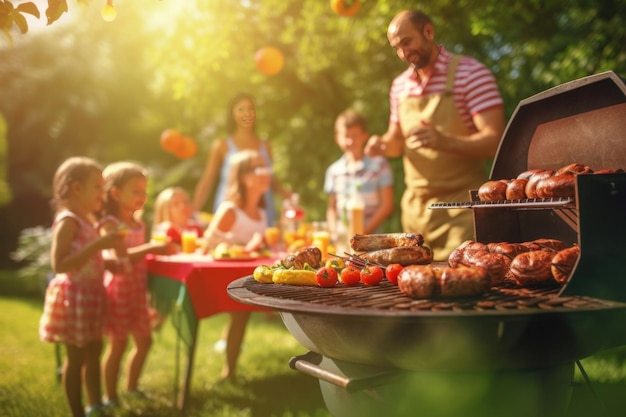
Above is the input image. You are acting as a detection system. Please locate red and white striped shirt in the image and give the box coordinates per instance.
[389,46,503,133]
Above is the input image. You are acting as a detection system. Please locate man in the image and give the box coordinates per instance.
[366,10,505,260]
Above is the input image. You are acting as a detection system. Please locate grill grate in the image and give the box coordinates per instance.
[239,277,622,315]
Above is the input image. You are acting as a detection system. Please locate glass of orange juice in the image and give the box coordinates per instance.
[264,226,280,252]
[312,221,331,260]
[181,229,198,253]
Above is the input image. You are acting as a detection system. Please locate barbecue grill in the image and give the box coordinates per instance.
[228,71,626,417]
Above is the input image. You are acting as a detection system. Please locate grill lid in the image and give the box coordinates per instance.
[491,71,626,180]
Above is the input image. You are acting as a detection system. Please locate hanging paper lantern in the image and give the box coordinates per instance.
[330,0,361,17]
[254,47,285,76]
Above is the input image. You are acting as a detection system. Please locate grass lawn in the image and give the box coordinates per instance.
[0,292,331,417]
[2,270,626,417]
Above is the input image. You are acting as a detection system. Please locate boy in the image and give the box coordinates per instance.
[324,109,394,249]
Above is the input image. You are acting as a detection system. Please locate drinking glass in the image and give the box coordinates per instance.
[181,229,198,253]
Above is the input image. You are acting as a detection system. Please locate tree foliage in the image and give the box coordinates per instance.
[1,0,626,266]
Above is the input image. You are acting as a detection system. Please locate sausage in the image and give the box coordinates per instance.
[517,168,545,181]
[486,242,527,260]
[358,245,433,266]
[535,174,576,198]
[398,265,492,299]
[350,232,424,252]
[531,238,568,253]
[478,180,508,201]
[461,249,510,285]
[525,169,555,199]
[448,240,473,267]
[440,266,491,298]
[595,168,625,174]
[506,179,528,200]
[551,246,580,284]
[556,163,593,175]
[509,250,555,287]
[397,265,441,299]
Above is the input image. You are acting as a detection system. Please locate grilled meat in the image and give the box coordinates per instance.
[440,266,491,298]
[398,264,491,299]
[477,180,508,201]
[398,265,441,299]
[510,250,555,287]
[358,245,433,266]
[551,245,580,284]
[282,246,322,269]
[350,232,424,252]
[505,179,528,200]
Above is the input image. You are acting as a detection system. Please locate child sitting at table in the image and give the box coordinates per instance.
[202,149,270,382]
[153,186,204,247]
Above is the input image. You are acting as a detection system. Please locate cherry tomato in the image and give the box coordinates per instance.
[316,266,339,287]
[385,263,404,285]
[360,265,384,286]
[340,265,361,286]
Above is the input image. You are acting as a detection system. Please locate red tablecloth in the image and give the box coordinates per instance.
[146,254,272,319]
[146,253,275,410]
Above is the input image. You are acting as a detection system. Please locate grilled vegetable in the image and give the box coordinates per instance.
[385,263,404,285]
[340,265,361,285]
[272,269,318,286]
[360,265,384,286]
[325,257,345,272]
[315,267,338,287]
[253,265,274,283]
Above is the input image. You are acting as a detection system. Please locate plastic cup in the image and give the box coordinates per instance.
[181,229,198,253]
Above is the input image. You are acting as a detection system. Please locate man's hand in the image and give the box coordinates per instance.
[406,121,439,150]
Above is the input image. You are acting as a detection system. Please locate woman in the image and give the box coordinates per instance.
[192,92,290,226]
[202,149,271,382]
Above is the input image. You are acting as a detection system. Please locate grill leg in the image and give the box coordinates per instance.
[575,360,611,417]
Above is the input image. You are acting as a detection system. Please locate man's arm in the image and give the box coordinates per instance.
[446,107,505,157]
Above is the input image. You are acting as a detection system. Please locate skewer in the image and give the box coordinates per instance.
[327,252,387,270]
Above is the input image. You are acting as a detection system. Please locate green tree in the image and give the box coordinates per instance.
[1,0,626,266]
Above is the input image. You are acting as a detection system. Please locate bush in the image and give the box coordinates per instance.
[8,225,52,296]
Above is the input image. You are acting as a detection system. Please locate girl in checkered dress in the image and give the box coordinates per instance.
[39,156,126,417]
[98,162,176,407]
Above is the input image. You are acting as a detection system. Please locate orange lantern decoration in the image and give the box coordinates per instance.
[330,0,361,17]
[254,47,285,76]
[174,136,198,160]
[160,129,184,154]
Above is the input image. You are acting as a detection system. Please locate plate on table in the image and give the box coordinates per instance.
[156,252,212,262]
[212,256,265,262]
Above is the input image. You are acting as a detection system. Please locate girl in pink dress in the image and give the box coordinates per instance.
[39,156,125,417]
[98,162,176,408]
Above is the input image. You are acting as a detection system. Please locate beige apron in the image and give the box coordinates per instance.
[399,55,487,260]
